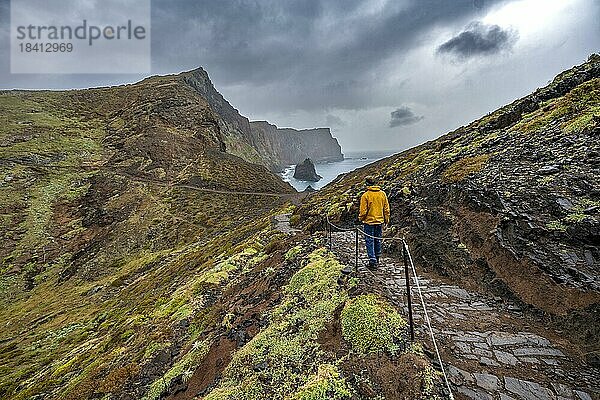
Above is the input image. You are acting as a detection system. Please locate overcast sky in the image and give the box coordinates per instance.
[1,0,598,152]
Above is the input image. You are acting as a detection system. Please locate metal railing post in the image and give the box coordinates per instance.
[403,242,415,341]
[355,228,359,269]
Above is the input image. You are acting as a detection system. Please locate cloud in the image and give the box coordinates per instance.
[0,0,509,104]
[9,1,509,101]
[389,107,424,128]
[437,22,518,59]
[325,114,345,127]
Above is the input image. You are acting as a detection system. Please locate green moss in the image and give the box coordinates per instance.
[563,106,600,134]
[143,341,171,360]
[341,294,407,355]
[205,248,349,399]
[546,220,567,232]
[289,214,301,226]
[514,78,600,134]
[291,364,352,400]
[285,245,303,261]
[546,198,598,231]
[420,365,442,399]
[442,154,490,183]
[565,212,587,223]
[120,329,135,341]
[11,172,92,254]
[348,277,359,289]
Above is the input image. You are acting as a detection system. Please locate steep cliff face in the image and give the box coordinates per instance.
[178,68,344,170]
[296,54,600,348]
[249,121,344,169]
[179,68,265,165]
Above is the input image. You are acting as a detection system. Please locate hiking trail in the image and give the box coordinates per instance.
[328,229,599,400]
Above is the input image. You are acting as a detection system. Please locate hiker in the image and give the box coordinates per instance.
[358,176,390,269]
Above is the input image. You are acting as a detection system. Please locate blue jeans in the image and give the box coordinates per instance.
[363,224,382,264]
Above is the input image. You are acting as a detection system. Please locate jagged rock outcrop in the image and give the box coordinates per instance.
[178,68,343,170]
[293,158,322,182]
[249,121,343,170]
[296,54,600,349]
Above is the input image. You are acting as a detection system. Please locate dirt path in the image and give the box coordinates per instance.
[1,159,309,200]
[329,230,599,400]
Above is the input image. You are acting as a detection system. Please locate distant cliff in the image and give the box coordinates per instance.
[249,121,344,170]
[180,68,343,170]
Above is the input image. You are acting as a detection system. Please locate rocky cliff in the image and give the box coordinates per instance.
[293,158,322,182]
[296,54,600,350]
[179,68,343,170]
[249,121,343,170]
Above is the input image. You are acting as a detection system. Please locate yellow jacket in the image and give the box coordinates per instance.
[359,186,390,225]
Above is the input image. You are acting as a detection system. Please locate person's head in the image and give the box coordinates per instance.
[365,176,376,186]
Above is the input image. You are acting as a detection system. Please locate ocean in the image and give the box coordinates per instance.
[280,150,396,191]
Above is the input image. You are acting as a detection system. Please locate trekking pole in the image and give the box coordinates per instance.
[402,242,415,341]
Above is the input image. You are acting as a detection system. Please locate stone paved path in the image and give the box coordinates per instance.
[273,213,301,235]
[329,230,600,400]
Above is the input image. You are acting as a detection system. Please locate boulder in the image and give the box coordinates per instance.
[293,158,322,182]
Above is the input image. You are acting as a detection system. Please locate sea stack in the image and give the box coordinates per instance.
[293,158,322,182]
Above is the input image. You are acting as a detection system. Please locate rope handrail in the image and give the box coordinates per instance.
[402,238,455,400]
[325,215,360,232]
[326,215,403,240]
[355,225,402,241]
[324,215,455,399]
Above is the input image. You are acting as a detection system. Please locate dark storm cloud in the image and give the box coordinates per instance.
[389,107,424,127]
[0,0,505,99]
[147,0,506,111]
[437,22,518,59]
[1,0,504,108]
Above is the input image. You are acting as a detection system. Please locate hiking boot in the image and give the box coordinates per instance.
[365,261,378,270]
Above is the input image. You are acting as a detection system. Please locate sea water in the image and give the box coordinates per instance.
[281,150,395,192]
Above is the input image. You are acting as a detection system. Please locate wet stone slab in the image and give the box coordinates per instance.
[474,373,500,391]
[504,377,555,400]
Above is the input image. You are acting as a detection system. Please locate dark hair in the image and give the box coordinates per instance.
[365,176,376,186]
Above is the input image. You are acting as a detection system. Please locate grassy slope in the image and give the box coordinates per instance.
[0,73,295,399]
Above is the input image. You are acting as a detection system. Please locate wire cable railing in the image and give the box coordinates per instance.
[324,215,455,400]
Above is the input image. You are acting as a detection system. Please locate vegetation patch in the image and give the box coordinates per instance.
[143,340,209,400]
[203,248,349,399]
[290,364,353,400]
[340,294,407,355]
[442,154,490,183]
